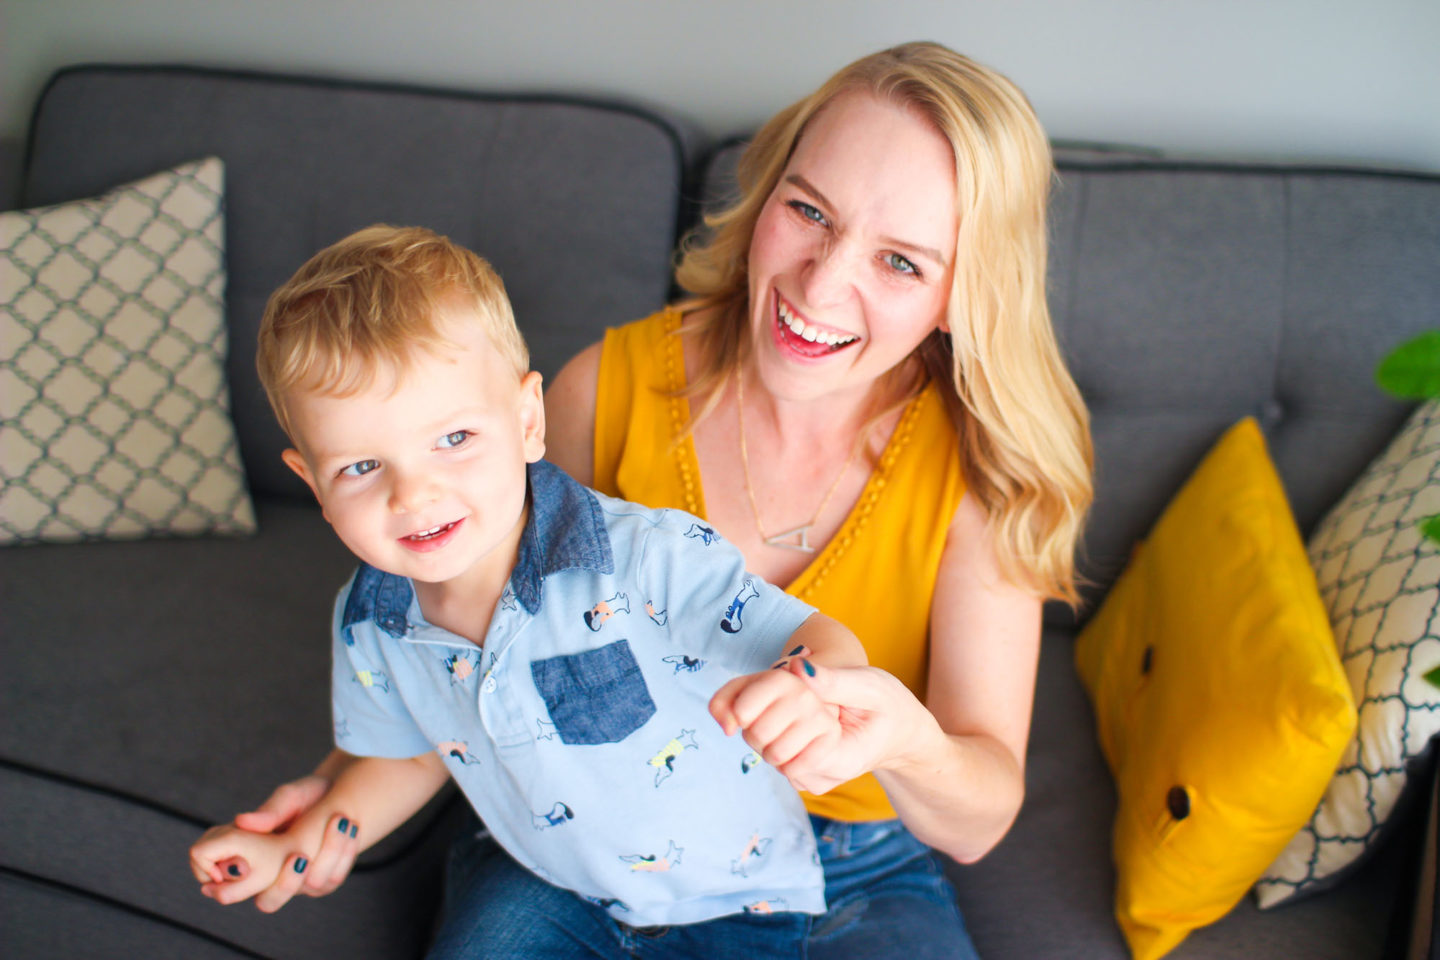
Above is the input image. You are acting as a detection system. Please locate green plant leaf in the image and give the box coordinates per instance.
[1377,331,1440,399]
[1420,514,1440,546]
[1426,665,1440,691]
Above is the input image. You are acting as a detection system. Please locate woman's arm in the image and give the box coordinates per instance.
[225,749,363,907]
[871,491,1041,863]
[195,753,450,908]
[543,341,603,486]
[782,493,1041,863]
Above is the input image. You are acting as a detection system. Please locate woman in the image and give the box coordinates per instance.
[231,42,1092,958]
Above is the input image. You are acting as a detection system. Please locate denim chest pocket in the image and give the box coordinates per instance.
[530,639,656,745]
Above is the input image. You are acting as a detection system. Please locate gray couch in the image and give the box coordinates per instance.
[4,65,1438,959]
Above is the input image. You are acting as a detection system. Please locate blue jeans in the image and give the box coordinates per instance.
[427,813,979,960]
[807,815,979,960]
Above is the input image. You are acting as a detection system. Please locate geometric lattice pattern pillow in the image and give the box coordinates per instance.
[1256,399,1440,907]
[0,157,255,544]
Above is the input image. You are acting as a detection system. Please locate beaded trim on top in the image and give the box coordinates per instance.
[797,389,926,600]
[660,309,702,517]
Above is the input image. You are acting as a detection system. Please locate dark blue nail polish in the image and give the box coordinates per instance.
[802,660,816,677]
[772,661,789,670]
[294,857,308,873]
[788,645,805,656]
[227,863,241,877]
[337,818,349,834]
[349,824,358,839]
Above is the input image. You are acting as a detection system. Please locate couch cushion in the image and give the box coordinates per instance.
[950,628,1401,960]
[1,157,255,543]
[1259,399,1440,906]
[20,66,692,499]
[1048,162,1440,607]
[0,496,464,957]
[0,500,349,818]
[1075,418,1355,959]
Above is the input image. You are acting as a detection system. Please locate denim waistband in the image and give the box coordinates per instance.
[809,814,914,858]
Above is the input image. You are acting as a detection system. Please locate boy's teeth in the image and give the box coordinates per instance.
[778,300,856,348]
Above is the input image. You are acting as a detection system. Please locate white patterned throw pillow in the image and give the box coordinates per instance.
[1256,399,1440,906]
[0,157,256,544]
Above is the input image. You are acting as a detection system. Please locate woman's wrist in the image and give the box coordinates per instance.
[872,685,950,777]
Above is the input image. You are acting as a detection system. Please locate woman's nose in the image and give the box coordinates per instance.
[800,240,854,309]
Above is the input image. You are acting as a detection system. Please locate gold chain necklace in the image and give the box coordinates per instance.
[735,368,863,553]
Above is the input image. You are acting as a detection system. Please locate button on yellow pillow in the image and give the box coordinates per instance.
[1075,418,1356,960]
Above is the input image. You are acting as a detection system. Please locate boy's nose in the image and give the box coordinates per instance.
[388,471,440,513]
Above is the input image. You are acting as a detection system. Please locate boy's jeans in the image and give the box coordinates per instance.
[427,813,980,960]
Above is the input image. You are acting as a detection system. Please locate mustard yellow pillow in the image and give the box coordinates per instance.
[1075,418,1356,960]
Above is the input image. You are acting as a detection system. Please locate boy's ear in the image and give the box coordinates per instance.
[281,448,324,507]
[518,370,546,463]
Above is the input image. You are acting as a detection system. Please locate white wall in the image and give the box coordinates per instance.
[2,0,1437,172]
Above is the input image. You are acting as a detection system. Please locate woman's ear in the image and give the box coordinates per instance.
[518,370,546,463]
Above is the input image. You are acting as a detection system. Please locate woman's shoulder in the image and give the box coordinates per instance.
[597,304,697,393]
[606,305,684,348]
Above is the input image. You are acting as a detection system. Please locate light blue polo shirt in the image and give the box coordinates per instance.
[331,460,826,926]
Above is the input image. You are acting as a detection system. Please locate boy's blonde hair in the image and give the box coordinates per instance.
[257,224,528,439]
[674,41,1094,605]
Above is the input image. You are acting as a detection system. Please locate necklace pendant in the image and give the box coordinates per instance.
[764,524,817,553]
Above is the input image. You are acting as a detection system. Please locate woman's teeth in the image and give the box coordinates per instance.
[779,300,857,348]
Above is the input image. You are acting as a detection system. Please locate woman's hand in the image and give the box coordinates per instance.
[227,773,361,906]
[713,658,933,795]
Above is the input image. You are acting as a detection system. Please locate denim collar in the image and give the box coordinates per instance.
[341,460,614,638]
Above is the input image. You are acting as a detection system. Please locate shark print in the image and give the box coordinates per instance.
[584,592,630,631]
[647,729,699,786]
[621,840,684,873]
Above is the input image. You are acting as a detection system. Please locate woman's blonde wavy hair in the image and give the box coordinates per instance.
[674,41,1093,605]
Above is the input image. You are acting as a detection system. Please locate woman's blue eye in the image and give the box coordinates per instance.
[788,200,828,225]
[340,460,379,477]
[884,252,919,277]
[438,430,471,449]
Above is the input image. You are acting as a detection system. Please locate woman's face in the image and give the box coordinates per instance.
[746,91,958,406]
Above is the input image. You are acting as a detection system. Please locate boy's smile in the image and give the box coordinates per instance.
[280,301,545,603]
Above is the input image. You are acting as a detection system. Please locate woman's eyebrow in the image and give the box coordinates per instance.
[785,173,947,268]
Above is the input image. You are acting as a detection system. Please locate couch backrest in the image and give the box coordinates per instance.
[20,66,693,500]
[697,141,1440,609]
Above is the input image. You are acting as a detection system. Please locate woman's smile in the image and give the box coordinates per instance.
[772,292,861,361]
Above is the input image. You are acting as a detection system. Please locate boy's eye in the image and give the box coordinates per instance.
[437,430,471,449]
[787,200,828,226]
[884,252,920,277]
[340,459,379,477]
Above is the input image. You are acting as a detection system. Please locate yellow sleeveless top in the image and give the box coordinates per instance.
[594,308,967,822]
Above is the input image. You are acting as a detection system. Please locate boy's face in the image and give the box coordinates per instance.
[281,301,544,591]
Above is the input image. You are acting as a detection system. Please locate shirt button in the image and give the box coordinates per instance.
[483,675,498,694]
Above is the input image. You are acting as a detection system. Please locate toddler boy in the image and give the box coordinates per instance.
[188,225,863,930]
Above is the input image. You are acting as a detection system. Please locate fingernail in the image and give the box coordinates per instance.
[349,824,358,839]
[802,659,816,677]
[788,645,805,656]
[772,661,789,670]
[337,818,349,834]
[227,864,241,877]
[294,858,308,873]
